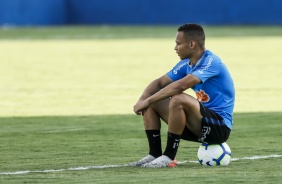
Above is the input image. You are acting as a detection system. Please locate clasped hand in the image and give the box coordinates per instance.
[133,99,150,115]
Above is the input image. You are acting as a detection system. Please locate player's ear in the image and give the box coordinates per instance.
[190,40,196,49]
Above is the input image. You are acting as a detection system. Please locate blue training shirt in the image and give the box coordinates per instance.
[166,50,235,129]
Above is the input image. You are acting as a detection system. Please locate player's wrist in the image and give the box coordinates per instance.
[147,96,154,104]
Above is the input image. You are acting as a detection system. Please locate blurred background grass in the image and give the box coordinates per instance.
[0,26,281,116]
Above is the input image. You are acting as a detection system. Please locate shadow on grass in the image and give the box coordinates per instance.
[0,112,281,175]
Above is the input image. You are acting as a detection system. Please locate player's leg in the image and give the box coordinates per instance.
[168,93,203,136]
[142,98,170,157]
[164,93,202,159]
[143,97,170,129]
[128,98,170,166]
[142,93,203,167]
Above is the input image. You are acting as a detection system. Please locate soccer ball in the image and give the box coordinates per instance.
[197,142,232,166]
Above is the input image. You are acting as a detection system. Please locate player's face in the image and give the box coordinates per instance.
[174,31,192,60]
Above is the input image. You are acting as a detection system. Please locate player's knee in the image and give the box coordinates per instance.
[170,93,196,109]
[169,93,185,109]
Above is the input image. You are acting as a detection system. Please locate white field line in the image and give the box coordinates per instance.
[0,154,281,175]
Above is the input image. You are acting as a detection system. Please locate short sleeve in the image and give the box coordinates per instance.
[166,59,190,81]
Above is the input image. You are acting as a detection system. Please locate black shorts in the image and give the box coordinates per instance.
[181,102,231,144]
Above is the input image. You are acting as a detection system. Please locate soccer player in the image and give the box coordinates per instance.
[129,23,235,168]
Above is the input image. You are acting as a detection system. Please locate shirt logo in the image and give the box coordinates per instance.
[196,90,210,102]
[198,58,213,74]
[173,62,189,74]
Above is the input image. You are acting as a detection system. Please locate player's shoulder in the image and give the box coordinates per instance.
[201,50,222,67]
[204,50,222,62]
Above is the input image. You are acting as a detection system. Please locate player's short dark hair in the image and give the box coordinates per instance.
[178,23,205,47]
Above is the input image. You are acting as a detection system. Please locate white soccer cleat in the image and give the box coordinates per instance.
[141,155,177,168]
[127,154,156,166]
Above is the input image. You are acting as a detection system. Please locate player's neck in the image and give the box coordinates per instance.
[190,49,205,65]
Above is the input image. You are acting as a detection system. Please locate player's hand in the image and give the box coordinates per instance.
[133,100,149,116]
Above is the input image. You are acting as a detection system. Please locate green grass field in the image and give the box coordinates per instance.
[0,26,281,183]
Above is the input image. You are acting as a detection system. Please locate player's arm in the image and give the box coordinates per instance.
[138,74,174,101]
[134,74,201,114]
[147,74,201,103]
